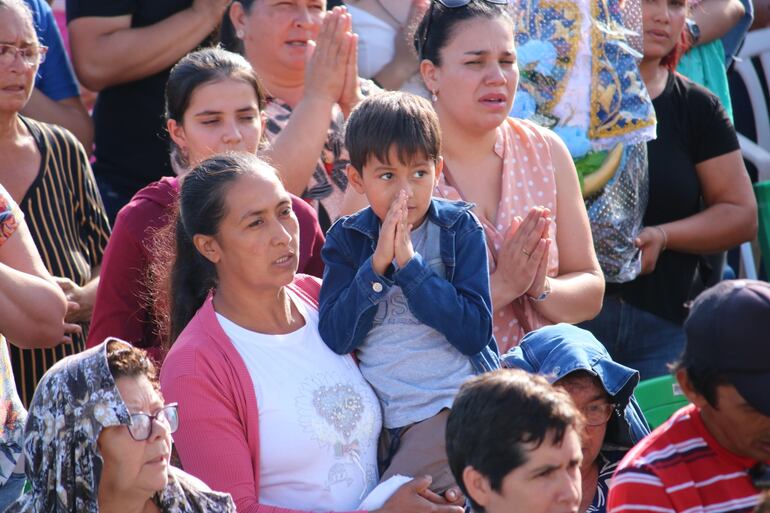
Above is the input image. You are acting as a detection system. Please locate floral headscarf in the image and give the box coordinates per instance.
[7,339,235,513]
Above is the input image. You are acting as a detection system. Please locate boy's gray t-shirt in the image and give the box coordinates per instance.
[358,219,475,429]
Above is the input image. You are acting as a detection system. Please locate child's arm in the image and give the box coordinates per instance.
[319,200,404,354]
[318,228,390,355]
[393,214,494,356]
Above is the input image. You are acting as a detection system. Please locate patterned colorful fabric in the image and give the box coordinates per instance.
[587,449,625,513]
[262,81,378,222]
[512,0,655,152]
[0,184,26,487]
[0,186,20,246]
[511,0,655,282]
[434,118,558,352]
[7,341,236,513]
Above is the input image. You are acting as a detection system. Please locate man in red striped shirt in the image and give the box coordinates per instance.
[608,280,770,513]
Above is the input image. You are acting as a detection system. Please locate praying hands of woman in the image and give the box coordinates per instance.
[492,206,552,308]
[304,6,363,119]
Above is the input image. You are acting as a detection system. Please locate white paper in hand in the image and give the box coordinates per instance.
[358,475,413,510]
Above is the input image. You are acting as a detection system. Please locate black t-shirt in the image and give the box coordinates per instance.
[66,0,201,198]
[609,72,739,324]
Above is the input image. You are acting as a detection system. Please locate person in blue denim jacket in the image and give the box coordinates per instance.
[502,324,650,513]
[319,92,498,495]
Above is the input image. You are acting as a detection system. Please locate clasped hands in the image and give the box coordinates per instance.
[372,190,416,276]
[496,206,552,301]
[304,6,362,118]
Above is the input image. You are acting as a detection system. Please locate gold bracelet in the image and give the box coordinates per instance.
[653,225,668,251]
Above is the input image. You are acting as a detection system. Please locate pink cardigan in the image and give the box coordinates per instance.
[160,275,367,513]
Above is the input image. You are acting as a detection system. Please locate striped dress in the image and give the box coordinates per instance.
[9,117,110,406]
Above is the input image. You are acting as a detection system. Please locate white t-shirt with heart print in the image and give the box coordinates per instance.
[217,290,381,511]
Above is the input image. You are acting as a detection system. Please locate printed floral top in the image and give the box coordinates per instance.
[263,81,378,223]
[587,449,625,513]
[8,340,236,513]
[0,184,27,486]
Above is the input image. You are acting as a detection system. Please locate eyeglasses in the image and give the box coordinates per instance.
[415,0,510,60]
[127,403,179,441]
[580,402,617,427]
[0,44,48,67]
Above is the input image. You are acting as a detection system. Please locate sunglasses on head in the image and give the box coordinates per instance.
[415,0,510,59]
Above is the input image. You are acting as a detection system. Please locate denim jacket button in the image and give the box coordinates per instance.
[372,282,383,293]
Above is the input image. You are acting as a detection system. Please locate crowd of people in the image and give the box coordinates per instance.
[0,0,767,512]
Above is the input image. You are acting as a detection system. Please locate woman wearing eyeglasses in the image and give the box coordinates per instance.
[0,0,110,406]
[503,324,650,513]
[420,0,604,353]
[6,339,237,513]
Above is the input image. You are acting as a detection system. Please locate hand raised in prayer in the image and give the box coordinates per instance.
[495,206,551,301]
[372,190,403,276]
[305,7,354,108]
[394,191,415,269]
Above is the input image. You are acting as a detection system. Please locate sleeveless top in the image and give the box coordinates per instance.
[434,118,559,352]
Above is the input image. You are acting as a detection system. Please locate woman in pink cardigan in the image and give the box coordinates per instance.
[159,152,462,513]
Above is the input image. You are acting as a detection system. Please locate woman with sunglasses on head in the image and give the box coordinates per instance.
[86,48,325,363]
[160,152,464,513]
[420,0,604,353]
[225,1,376,227]
[6,339,237,513]
[580,0,757,379]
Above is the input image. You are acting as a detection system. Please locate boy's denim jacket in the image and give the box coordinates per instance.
[318,198,500,373]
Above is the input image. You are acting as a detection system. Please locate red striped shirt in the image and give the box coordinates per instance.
[608,404,763,513]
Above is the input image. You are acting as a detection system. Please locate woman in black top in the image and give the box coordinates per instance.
[580,0,756,379]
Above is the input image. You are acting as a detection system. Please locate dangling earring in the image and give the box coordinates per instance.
[431,90,438,103]
[236,29,244,39]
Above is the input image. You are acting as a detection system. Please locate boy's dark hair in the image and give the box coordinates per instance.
[414,0,513,65]
[446,369,582,513]
[345,91,441,173]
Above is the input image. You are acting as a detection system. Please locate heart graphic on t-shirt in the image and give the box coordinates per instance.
[312,384,364,439]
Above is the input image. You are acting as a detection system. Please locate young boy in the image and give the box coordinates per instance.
[318,91,498,493]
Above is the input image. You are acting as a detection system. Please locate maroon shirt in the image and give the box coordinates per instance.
[87,176,325,361]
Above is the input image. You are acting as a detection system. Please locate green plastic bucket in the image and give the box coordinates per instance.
[755,181,770,274]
